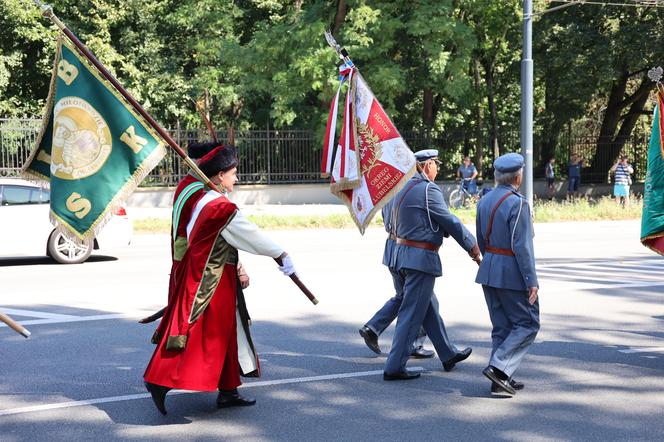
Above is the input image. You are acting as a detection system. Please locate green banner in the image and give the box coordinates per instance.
[22,36,166,240]
[640,91,664,256]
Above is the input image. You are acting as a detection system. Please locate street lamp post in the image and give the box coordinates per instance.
[521,0,534,207]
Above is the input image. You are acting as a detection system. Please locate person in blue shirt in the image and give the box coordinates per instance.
[457,156,479,195]
[383,149,481,381]
[567,154,583,199]
[475,152,540,396]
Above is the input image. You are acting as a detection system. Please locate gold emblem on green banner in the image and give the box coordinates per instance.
[52,97,112,180]
[22,35,166,240]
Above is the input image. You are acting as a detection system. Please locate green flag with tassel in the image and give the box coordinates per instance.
[640,88,664,255]
[22,35,166,240]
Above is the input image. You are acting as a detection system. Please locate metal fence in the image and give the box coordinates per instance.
[0,118,650,185]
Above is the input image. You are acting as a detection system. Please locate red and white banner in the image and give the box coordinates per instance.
[322,63,416,234]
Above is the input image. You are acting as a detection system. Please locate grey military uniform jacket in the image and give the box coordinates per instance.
[475,184,538,291]
[391,173,477,277]
[381,199,396,269]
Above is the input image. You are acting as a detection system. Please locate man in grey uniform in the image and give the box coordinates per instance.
[476,152,540,395]
[359,197,433,359]
[383,149,481,380]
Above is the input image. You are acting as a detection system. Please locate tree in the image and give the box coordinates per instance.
[536,3,664,180]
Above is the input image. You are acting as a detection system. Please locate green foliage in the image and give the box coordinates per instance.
[0,0,660,171]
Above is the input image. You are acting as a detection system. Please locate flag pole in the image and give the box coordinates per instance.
[33,1,214,191]
[34,1,318,305]
[0,310,31,339]
[323,31,353,177]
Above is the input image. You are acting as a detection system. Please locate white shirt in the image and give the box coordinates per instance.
[187,191,284,258]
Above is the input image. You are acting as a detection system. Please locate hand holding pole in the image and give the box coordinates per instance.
[274,255,319,305]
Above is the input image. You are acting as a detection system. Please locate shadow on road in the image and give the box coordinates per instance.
[0,255,118,267]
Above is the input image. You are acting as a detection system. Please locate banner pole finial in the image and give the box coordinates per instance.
[648,66,664,94]
[324,31,351,64]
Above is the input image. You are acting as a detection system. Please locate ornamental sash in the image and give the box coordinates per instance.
[322,62,416,234]
[22,35,166,240]
[640,89,664,255]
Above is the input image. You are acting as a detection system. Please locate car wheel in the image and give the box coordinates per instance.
[47,230,93,264]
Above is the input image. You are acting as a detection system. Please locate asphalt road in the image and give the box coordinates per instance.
[1,220,663,441]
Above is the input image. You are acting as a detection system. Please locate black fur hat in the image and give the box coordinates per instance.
[198,145,239,177]
[187,141,219,159]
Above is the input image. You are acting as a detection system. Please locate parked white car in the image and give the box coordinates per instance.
[0,178,133,264]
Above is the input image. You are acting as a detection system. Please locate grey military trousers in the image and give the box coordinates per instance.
[365,269,426,350]
[384,269,458,374]
[482,285,540,377]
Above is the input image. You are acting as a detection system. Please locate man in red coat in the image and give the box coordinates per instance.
[144,145,297,414]
[140,142,249,331]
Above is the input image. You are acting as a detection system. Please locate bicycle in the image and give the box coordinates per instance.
[449,178,479,209]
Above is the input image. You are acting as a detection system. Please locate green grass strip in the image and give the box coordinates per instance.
[133,197,643,234]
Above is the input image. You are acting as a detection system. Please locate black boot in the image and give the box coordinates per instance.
[145,382,171,415]
[217,389,256,408]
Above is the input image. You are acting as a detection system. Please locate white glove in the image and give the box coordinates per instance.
[278,255,296,276]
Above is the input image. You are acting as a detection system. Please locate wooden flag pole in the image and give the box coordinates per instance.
[0,311,31,338]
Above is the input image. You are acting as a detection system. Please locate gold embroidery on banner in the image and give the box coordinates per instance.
[151,330,162,344]
[356,117,382,176]
[51,97,112,179]
[188,210,238,324]
[57,58,78,85]
[120,125,148,154]
[165,335,187,350]
[66,192,92,219]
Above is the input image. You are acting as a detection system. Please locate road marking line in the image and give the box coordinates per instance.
[618,347,664,354]
[0,367,424,417]
[548,263,664,277]
[0,308,78,320]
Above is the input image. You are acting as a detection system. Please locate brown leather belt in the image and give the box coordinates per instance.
[396,237,440,252]
[486,246,514,256]
[389,233,397,240]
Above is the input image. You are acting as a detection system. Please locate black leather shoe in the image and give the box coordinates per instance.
[383,370,421,381]
[410,347,435,359]
[145,382,171,415]
[483,366,516,395]
[442,347,472,372]
[359,326,381,354]
[491,379,524,394]
[217,390,256,408]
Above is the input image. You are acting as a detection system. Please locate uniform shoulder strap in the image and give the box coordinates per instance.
[391,178,422,238]
[485,191,514,248]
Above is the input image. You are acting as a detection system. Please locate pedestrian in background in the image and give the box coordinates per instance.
[544,157,555,200]
[610,155,634,207]
[567,154,583,200]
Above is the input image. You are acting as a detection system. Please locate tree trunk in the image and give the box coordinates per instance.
[590,75,652,182]
[422,87,434,129]
[483,59,500,160]
[473,59,485,176]
[539,80,563,177]
[332,0,347,36]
